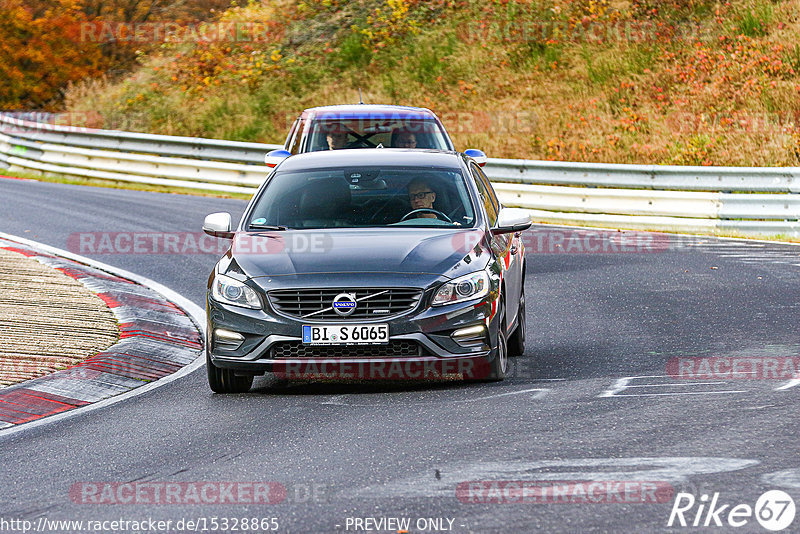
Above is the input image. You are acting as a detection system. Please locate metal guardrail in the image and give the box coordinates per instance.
[1,113,798,236]
[0,113,282,164]
[488,162,800,236]
[486,157,800,193]
[0,113,281,194]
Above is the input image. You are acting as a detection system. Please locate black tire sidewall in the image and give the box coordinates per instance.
[509,287,526,356]
[487,303,508,381]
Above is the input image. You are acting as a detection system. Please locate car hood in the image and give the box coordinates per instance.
[228,228,488,288]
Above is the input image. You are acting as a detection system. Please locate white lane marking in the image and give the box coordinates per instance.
[599,375,746,398]
[776,379,800,391]
[624,382,727,388]
[320,387,549,406]
[352,457,760,499]
[741,404,777,410]
[762,469,800,489]
[606,391,747,397]
[599,377,632,397]
[451,388,548,403]
[0,232,206,439]
[320,395,348,406]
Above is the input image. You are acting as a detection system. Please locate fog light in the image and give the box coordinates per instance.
[451,324,486,341]
[214,328,245,350]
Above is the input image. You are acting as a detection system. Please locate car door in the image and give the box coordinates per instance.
[478,164,524,323]
[468,162,521,331]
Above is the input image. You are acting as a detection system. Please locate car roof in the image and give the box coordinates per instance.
[275,149,465,172]
[299,104,439,120]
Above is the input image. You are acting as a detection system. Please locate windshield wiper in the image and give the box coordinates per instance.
[249,224,288,231]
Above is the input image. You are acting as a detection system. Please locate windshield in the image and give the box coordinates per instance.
[305,118,450,152]
[247,167,475,230]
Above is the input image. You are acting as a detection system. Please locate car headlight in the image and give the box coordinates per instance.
[432,271,490,306]
[211,273,261,309]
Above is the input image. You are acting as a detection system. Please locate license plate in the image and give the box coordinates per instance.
[302,324,389,345]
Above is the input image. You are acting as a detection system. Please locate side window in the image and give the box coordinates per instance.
[476,164,501,212]
[286,118,303,154]
[469,163,498,226]
[284,119,298,150]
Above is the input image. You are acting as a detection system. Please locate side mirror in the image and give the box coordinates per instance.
[491,208,532,235]
[265,149,290,168]
[203,212,234,238]
[464,148,487,167]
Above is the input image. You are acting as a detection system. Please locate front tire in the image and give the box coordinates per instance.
[486,305,509,381]
[508,287,526,357]
[206,349,253,393]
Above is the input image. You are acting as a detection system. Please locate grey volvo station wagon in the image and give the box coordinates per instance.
[202,149,530,392]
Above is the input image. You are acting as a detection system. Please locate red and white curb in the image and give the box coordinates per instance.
[0,233,205,435]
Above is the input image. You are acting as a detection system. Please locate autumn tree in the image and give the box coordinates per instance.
[0,0,106,110]
[0,0,231,110]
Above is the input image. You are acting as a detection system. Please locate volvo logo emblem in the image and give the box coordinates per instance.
[332,293,357,317]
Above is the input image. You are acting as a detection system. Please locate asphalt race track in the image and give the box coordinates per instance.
[1,178,799,533]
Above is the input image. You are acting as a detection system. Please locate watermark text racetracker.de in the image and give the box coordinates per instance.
[460,19,725,45]
[457,480,674,504]
[69,481,328,505]
[67,228,687,259]
[67,232,331,256]
[76,21,284,44]
[277,110,539,136]
[522,229,670,254]
[667,357,800,380]
[68,229,672,256]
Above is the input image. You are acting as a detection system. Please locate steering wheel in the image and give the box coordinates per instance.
[400,208,453,223]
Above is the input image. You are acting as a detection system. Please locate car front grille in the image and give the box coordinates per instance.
[268,288,423,320]
[269,340,430,359]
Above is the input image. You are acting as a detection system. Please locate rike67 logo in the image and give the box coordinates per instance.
[668,490,796,531]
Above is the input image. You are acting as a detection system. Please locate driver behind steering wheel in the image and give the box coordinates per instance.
[406,178,437,219]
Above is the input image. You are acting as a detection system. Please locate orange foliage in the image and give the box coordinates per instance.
[0,0,231,110]
[0,0,107,110]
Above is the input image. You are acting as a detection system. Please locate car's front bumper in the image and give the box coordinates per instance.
[207,291,499,380]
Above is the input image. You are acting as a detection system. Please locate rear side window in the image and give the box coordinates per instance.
[469,163,498,226]
[285,118,304,155]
